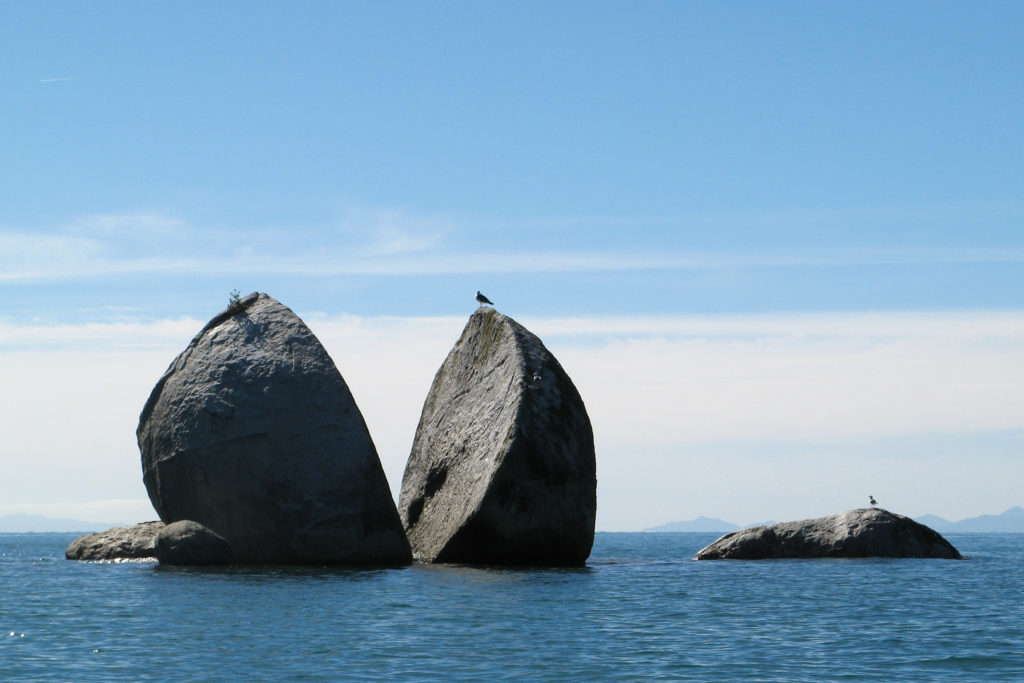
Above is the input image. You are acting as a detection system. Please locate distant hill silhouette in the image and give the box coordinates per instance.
[646,516,776,533]
[0,513,112,533]
[646,516,739,532]
[915,514,951,529]
[914,507,1024,533]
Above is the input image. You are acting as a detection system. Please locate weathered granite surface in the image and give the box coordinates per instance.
[65,521,164,561]
[137,292,411,565]
[695,508,962,560]
[155,520,235,565]
[399,307,596,566]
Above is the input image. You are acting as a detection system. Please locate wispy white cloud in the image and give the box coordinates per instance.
[0,209,450,282]
[0,317,203,350]
[521,310,1024,345]
[333,206,446,256]
[0,213,198,282]
[318,246,1024,275]
[39,77,77,83]
[3,225,1023,283]
[503,198,1024,231]
[68,212,185,236]
[3,201,1024,283]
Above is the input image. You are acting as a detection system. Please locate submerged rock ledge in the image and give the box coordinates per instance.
[695,508,962,560]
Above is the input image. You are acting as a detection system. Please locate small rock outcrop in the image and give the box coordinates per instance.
[398,307,596,566]
[65,522,164,561]
[155,521,234,565]
[137,292,411,566]
[695,508,962,560]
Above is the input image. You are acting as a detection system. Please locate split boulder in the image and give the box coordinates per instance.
[137,292,411,565]
[399,307,596,566]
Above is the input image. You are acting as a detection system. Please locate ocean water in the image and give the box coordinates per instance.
[1,532,1022,681]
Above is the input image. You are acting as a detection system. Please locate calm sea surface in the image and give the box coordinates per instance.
[1,532,1022,681]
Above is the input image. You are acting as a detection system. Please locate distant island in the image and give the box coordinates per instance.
[0,513,117,533]
[645,516,763,533]
[913,507,1024,533]
[647,507,1024,534]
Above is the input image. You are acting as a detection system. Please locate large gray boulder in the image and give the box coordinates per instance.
[398,307,596,566]
[155,520,235,565]
[65,521,164,561]
[137,292,411,565]
[695,508,962,560]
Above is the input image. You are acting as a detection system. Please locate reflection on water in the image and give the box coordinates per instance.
[153,562,402,583]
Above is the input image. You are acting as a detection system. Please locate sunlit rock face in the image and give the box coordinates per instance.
[137,292,411,566]
[65,522,164,561]
[695,508,962,560]
[399,308,596,566]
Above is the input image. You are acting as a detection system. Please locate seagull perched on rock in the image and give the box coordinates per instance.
[476,290,494,306]
[869,495,877,507]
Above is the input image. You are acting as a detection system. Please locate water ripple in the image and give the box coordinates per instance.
[1,532,1021,680]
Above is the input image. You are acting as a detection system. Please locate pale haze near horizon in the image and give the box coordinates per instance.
[1,3,1022,530]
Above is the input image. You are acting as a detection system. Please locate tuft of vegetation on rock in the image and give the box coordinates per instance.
[227,289,244,314]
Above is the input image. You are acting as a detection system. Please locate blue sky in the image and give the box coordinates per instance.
[1,2,1022,529]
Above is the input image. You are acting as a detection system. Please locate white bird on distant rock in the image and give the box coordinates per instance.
[476,291,494,306]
